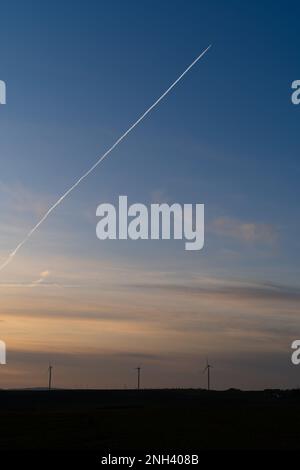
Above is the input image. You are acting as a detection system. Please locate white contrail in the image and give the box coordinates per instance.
[0,45,211,272]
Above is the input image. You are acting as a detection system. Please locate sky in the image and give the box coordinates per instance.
[0,0,300,389]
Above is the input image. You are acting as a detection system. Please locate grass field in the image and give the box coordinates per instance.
[0,389,299,450]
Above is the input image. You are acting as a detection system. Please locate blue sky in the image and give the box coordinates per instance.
[0,0,300,389]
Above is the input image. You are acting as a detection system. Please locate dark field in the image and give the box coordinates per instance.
[0,389,300,450]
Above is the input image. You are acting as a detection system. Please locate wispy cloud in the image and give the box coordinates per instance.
[211,216,278,244]
[31,269,50,286]
[0,181,51,217]
[0,269,77,289]
[130,277,300,302]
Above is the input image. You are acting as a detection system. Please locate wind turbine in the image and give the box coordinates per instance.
[203,359,212,391]
[135,366,141,390]
[48,364,53,390]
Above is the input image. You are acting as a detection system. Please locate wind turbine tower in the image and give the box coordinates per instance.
[48,364,53,390]
[135,366,141,390]
[203,359,212,391]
